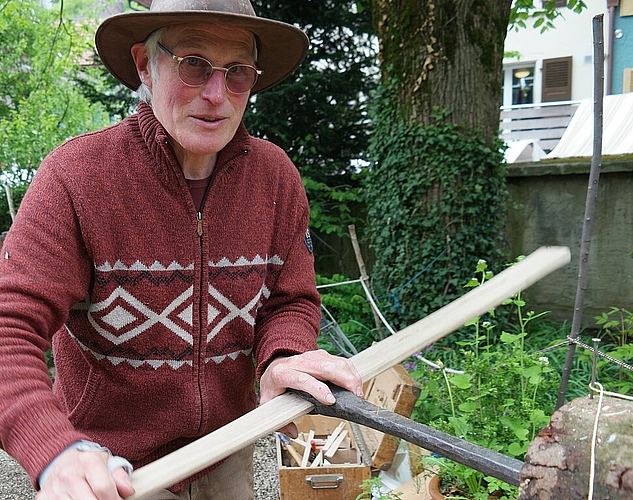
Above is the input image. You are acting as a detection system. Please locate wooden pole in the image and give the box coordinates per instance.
[128,246,571,499]
[556,14,604,409]
[4,185,15,222]
[348,224,385,339]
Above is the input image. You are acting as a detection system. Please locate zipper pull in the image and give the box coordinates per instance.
[197,212,203,236]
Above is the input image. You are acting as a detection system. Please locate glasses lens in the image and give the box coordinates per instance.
[225,65,259,93]
[177,56,258,93]
[178,56,213,86]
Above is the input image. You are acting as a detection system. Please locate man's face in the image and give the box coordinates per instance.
[137,24,255,167]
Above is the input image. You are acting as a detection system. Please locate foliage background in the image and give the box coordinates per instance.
[0,0,112,230]
[365,94,509,330]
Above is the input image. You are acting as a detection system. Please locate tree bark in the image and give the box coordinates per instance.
[371,0,512,142]
[519,396,633,500]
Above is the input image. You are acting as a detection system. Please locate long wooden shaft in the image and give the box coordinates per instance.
[129,246,570,499]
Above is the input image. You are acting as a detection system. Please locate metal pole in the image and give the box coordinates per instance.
[556,14,605,409]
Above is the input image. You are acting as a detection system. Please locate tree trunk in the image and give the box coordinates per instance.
[371,0,512,142]
[519,396,633,500]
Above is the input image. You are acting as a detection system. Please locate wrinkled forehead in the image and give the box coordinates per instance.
[160,22,257,55]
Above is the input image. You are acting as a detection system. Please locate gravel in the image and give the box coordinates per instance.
[0,434,279,499]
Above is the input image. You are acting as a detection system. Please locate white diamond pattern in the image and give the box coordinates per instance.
[101,305,137,330]
[206,285,262,343]
[88,286,194,345]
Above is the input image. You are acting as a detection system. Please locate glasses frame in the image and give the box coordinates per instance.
[157,42,262,94]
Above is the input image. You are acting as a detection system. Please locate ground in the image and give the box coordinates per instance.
[0,434,280,499]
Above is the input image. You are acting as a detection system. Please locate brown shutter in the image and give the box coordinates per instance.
[541,56,572,102]
[554,0,567,7]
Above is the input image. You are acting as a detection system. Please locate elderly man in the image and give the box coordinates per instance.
[0,1,363,499]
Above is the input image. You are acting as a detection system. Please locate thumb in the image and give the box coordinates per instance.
[112,467,135,497]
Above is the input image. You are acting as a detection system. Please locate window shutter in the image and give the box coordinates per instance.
[624,68,633,93]
[541,56,572,102]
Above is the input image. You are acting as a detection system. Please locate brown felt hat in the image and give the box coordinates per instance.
[95,0,309,94]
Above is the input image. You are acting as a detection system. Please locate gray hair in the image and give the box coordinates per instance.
[135,30,162,104]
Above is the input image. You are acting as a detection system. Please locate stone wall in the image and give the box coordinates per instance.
[505,158,633,323]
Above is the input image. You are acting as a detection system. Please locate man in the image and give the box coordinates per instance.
[0,1,363,498]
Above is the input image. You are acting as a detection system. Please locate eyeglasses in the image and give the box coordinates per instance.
[157,42,262,94]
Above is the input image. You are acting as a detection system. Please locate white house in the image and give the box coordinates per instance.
[500,0,633,160]
[503,1,608,108]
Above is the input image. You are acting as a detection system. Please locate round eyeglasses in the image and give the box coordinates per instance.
[157,42,262,94]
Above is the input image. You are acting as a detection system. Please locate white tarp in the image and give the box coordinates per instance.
[546,93,633,159]
[504,139,546,163]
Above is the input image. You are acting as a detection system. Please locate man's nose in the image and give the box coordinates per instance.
[201,69,228,101]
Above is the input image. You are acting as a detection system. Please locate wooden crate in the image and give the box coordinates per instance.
[277,415,371,499]
[277,365,420,499]
[361,363,420,470]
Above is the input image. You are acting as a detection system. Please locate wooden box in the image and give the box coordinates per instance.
[277,365,420,499]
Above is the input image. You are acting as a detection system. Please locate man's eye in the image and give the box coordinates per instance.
[228,65,247,75]
[185,57,203,67]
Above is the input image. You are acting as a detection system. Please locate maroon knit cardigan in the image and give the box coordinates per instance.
[0,103,320,490]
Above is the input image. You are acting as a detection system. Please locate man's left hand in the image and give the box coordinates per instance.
[259,349,363,408]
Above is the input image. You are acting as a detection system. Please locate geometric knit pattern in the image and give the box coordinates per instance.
[71,255,284,370]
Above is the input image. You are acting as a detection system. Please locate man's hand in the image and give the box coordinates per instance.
[259,349,363,408]
[36,449,135,500]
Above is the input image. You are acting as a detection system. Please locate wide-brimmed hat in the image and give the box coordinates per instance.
[95,0,309,94]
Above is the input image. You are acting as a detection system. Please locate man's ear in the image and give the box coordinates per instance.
[131,43,152,88]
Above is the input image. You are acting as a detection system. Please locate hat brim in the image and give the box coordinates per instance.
[95,11,309,94]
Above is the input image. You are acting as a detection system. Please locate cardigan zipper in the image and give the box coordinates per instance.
[194,149,248,237]
[192,148,248,433]
[197,212,203,236]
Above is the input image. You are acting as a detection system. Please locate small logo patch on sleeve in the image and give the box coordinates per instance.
[304,228,314,254]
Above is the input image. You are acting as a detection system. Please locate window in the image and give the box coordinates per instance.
[512,67,535,105]
[541,56,572,102]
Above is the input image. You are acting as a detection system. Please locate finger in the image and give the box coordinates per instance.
[291,350,363,395]
[111,466,136,497]
[39,450,123,500]
[275,422,298,439]
[260,354,348,406]
[261,350,363,404]
[84,465,121,500]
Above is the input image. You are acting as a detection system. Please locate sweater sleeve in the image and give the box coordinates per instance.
[0,160,93,486]
[252,165,321,380]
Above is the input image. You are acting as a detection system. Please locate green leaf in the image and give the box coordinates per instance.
[449,373,473,390]
[500,331,524,344]
[458,401,480,413]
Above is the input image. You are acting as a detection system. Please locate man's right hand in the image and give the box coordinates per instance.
[36,449,135,500]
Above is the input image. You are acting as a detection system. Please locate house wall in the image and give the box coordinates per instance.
[505,158,633,323]
[612,7,633,93]
[503,2,610,104]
